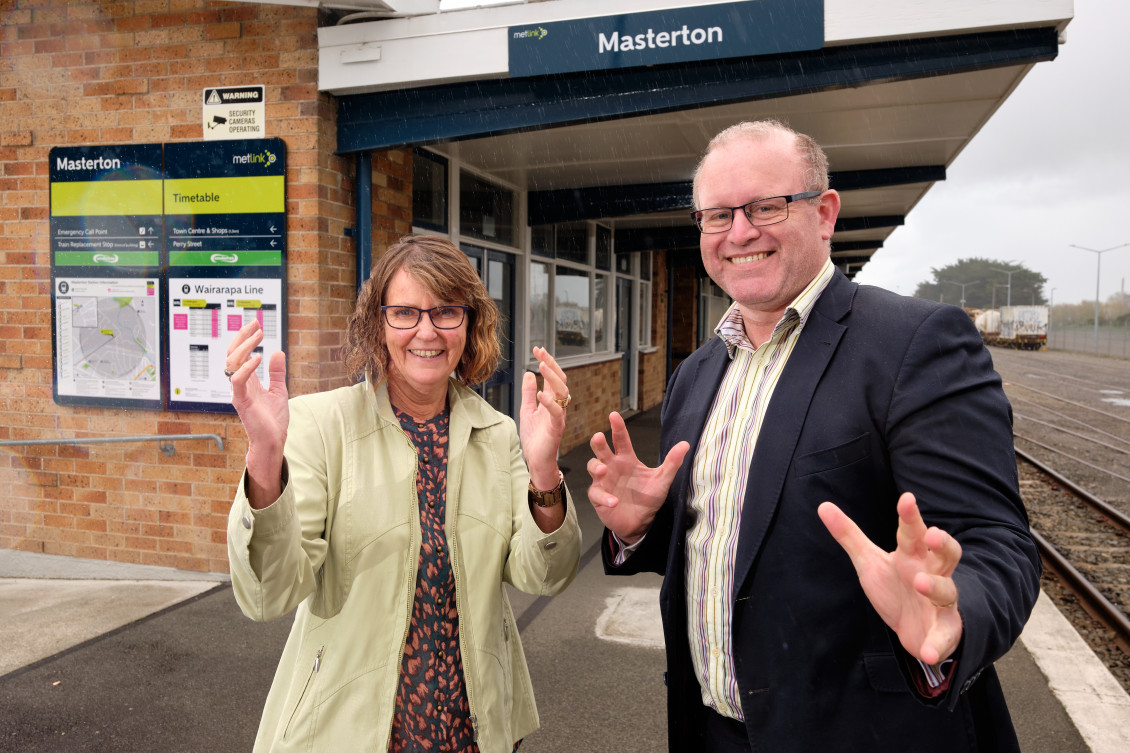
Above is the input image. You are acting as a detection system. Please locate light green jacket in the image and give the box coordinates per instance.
[227,378,581,753]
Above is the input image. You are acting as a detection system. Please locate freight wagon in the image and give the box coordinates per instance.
[970,306,1048,350]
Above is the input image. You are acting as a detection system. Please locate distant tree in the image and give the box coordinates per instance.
[913,258,1048,309]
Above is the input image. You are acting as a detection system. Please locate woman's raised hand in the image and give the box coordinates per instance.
[227,319,289,508]
[519,346,569,491]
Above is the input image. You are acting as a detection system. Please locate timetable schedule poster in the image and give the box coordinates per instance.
[167,277,282,411]
[53,276,162,409]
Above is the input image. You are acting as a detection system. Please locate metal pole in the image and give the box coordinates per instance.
[941,280,977,309]
[1069,243,1130,354]
[991,268,1014,307]
[1096,253,1101,353]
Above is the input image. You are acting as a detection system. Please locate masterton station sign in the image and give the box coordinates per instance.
[508,0,824,77]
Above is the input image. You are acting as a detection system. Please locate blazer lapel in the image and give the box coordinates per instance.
[667,339,730,512]
[731,272,854,598]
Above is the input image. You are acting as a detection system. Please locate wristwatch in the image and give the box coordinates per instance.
[528,471,564,508]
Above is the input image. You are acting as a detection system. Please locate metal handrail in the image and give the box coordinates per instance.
[0,434,225,457]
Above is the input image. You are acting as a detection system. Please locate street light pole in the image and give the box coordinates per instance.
[1069,243,1130,353]
[991,268,1015,307]
[941,279,979,309]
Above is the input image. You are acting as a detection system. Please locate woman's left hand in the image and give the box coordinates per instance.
[519,346,569,490]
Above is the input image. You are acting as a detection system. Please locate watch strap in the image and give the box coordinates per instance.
[528,471,564,508]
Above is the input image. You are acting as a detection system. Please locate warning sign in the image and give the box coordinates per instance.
[202,86,265,141]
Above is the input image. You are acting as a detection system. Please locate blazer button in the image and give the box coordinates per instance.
[241,515,252,530]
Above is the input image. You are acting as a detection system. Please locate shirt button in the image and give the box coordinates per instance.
[711,588,718,597]
[241,515,252,530]
[712,648,720,658]
[544,541,557,550]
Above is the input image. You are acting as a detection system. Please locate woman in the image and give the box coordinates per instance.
[225,235,582,753]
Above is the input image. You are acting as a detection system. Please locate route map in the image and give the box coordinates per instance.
[54,278,161,401]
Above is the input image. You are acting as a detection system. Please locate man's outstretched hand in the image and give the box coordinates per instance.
[587,411,689,544]
[818,492,963,665]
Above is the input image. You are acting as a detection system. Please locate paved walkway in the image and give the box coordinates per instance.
[1,407,1128,752]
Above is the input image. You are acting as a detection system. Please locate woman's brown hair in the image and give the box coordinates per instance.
[342,235,501,386]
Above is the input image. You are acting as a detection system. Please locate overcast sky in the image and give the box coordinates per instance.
[854,0,1130,305]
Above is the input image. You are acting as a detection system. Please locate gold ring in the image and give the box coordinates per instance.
[554,393,571,408]
[937,600,956,609]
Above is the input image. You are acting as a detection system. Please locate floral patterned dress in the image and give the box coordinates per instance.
[389,406,478,753]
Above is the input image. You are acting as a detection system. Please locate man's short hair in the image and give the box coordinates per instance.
[692,119,830,209]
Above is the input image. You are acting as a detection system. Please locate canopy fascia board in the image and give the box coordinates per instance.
[336,27,1059,154]
[318,0,1071,94]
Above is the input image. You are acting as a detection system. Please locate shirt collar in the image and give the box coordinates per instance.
[715,258,836,358]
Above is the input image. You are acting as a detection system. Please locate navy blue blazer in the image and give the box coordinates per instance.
[604,270,1040,752]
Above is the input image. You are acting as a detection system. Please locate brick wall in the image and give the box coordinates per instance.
[551,358,621,456]
[0,0,410,572]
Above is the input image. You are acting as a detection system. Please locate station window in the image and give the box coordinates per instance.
[460,171,516,246]
[639,251,652,347]
[412,149,448,232]
[555,266,590,358]
[531,224,554,258]
[699,277,732,343]
[615,252,632,275]
[529,221,614,360]
[595,224,612,270]
[530,259,550,351]
[554,222,588,264]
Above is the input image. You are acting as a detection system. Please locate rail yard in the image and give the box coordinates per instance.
[989,346,1130,694]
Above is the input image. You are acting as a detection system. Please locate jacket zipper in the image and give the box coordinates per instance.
[283,645,323,741]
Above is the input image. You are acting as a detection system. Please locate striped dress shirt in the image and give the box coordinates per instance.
[685,259,834,719]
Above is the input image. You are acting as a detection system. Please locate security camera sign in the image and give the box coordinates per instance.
[202,85,265,141]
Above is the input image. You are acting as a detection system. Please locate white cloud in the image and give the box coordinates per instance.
[855,0,1130,305]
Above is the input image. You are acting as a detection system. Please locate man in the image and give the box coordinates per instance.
[587,120,1040,752]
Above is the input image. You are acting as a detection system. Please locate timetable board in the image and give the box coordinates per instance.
[48,139,287,413]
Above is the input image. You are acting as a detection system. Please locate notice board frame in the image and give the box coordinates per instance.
[48,139,287,415]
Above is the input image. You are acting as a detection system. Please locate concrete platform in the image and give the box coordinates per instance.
[1,407,1128,752]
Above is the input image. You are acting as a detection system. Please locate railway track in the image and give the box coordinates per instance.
[987,346,1130,693]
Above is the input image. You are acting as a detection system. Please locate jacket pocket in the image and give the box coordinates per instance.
[862,652,906,694]
[793,432,871,478]
[283,645,323,742]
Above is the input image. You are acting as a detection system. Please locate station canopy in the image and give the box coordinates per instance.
[289,0,1072,276]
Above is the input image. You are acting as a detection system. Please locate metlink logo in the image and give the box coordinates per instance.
[92,253,119,264]
[211,253,239,264]
[232,149,277,166]
[512,26,548,40]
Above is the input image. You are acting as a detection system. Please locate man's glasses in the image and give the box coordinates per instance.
[381,305,471,330]
[691,190,823,234]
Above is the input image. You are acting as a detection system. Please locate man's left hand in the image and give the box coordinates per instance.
[818,492,963,665]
